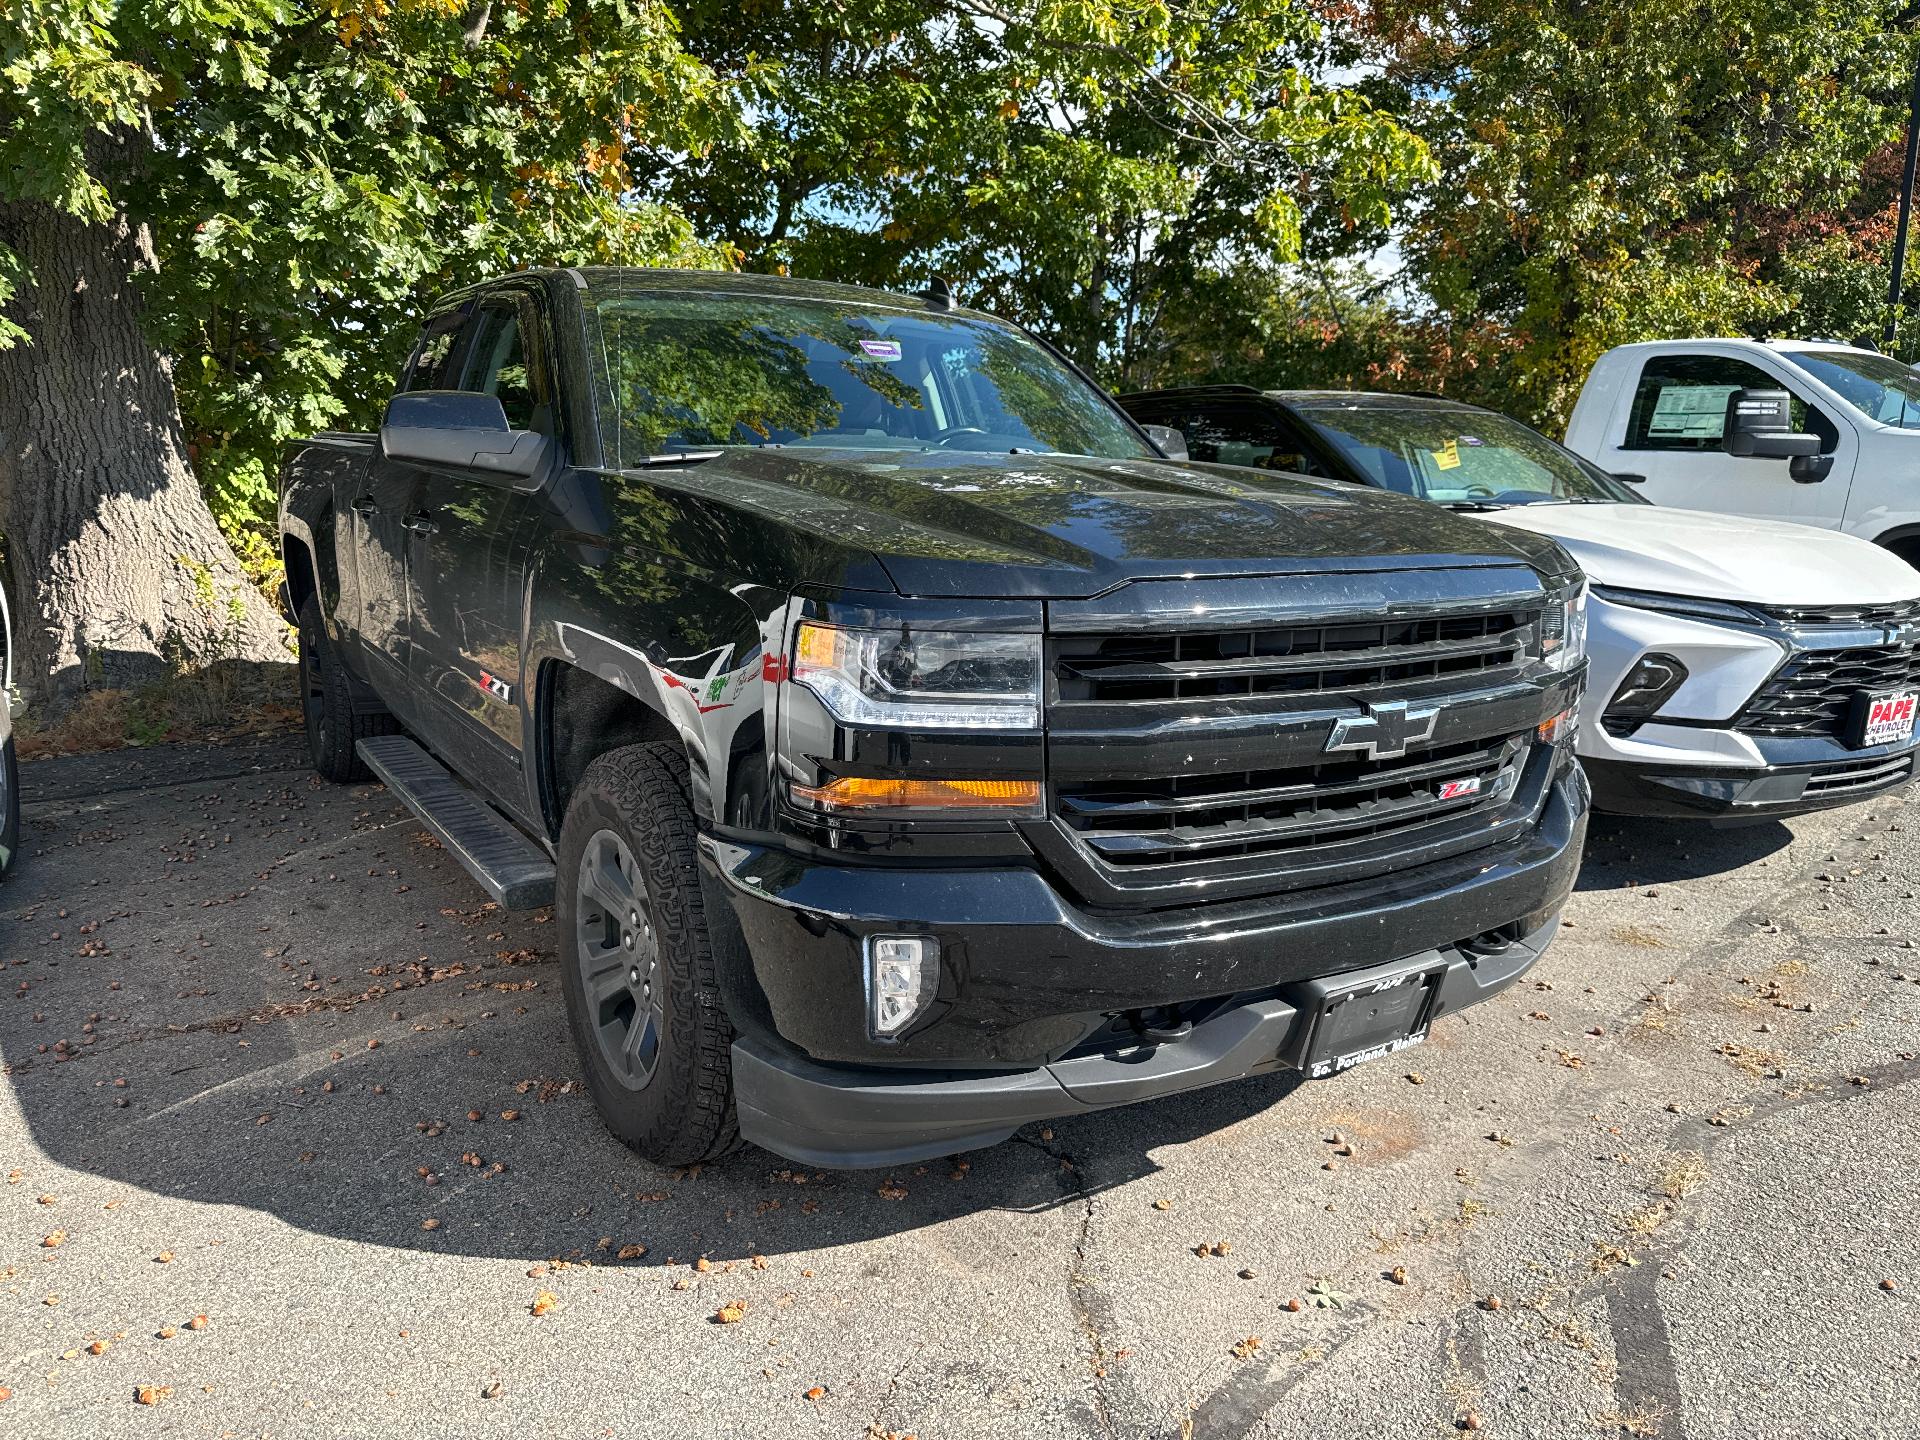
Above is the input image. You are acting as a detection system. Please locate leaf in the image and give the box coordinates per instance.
[529,1290,559,1317]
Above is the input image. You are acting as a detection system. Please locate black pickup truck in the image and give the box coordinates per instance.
[278,268,1591,1168]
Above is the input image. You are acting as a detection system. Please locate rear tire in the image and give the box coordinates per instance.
[297,594,395,783]
[556,742,740,1166]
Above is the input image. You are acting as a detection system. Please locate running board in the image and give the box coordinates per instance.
[356,735,556,909]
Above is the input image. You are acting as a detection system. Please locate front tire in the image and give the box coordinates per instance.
[297,594,393,782]
[556,742,739,1166]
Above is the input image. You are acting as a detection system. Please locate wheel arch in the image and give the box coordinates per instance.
[1872,524,1920,565]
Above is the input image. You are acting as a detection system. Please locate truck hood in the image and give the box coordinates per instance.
[671,448,1572,598]
[1474,501,1920,608]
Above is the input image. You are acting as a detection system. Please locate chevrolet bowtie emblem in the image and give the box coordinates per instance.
[1325,700,1441,760]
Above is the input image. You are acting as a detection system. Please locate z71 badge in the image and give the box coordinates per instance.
[476,670,513,704]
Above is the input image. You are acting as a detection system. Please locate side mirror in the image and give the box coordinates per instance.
[1141,424,1189,461]
[1721,388,1821,461]
[381,390,550,482]
[1790,453,1835,484]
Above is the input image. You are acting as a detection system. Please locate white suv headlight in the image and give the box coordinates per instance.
[1539,581,1588,672]
[793,621,1041,730]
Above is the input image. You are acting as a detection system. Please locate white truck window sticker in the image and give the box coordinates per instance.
[1647,383,1738,439]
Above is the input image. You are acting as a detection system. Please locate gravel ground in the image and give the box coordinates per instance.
[2,734,1917,1439]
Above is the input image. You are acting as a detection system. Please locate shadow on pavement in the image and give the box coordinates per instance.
[1573,811,1795,891]
[2,736,1304,1269]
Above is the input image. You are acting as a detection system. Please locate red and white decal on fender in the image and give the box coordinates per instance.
[476,670,513,703]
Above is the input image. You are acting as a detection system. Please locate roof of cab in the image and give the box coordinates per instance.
[565,266,962,315]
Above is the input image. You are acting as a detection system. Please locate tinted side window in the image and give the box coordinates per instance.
[401,312,466,392]
[1174,402,1332,476]
[1625,355,1829,451]
[456,301,544,432]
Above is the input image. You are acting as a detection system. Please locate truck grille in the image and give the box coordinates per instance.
[1055,735,1526,867]
[1053,611,1531,705]
[1736,640,1920,738]
[1037,573,1562,906]
[1763,600,1920,629]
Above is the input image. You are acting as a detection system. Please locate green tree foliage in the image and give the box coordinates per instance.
[1353,0,1917,424]
[3,0,735,562]
[656,0,1433,371]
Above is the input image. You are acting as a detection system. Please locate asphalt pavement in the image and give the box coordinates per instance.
[2,734,1917,1439]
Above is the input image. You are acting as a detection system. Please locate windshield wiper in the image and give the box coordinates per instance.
[1442,500,1510,512]
[634,451,723,467]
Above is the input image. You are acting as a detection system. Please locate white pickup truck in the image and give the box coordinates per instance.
[1564,337,1920,564]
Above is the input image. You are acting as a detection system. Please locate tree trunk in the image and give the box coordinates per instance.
[0,190,290,715]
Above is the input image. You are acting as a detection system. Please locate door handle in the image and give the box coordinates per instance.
[403,511,438,536]
[350,495,377,517]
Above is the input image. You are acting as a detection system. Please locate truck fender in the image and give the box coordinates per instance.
[523,553,788,832]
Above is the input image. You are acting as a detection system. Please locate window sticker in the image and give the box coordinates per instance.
[1433,439,1462,471]
[1458,434,1485,447]
[1648,384,1738,438]
[857,338,903,361]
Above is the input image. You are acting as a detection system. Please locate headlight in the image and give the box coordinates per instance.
[793,621,1041,730]
[1539,581,1588,672]
[1589,586,1765,628]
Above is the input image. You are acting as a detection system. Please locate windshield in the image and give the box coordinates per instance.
[589,292,1153,467]
[1780,349,1920,430]
[1294,404,1641,506]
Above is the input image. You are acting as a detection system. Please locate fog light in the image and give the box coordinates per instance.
[865,936,938,1039]
[1601,653,1689,737]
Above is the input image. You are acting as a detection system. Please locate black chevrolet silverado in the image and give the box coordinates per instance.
[278,268,1591,1168]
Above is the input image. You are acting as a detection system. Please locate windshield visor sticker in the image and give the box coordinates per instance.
[857,338,903,361]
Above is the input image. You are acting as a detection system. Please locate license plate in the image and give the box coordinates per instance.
[1853,690,1919,749]
[1297,967,1443,1080]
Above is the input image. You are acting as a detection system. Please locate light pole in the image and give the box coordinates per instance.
[1883,49,1920,350]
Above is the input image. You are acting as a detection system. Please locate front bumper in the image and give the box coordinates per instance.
[706,763,1588,1167]
[1584,741,1917,820]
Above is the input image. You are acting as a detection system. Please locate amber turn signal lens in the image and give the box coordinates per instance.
[790,777,1042,812]
[1536,707,1575,745]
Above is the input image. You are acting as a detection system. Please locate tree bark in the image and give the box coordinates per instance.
[0,189,290,715]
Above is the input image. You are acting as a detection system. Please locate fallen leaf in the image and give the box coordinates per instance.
[154,1251,174,1264]
[617,1243,646,1261]
[88,1340,109,1356]
[186,1314,208,1331]
[1230,1335,1262,1360]
[712,1300,746,1324]
[42,1230,67,1248]
[1151,1198,1172,1211]
[803,1385,827,1401]
[480,1381,505,1400]
[530,1290,559,1317]
[1388,1265,1408,1285]
[421,1218,441,1232]
[134,1385,173,1406]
